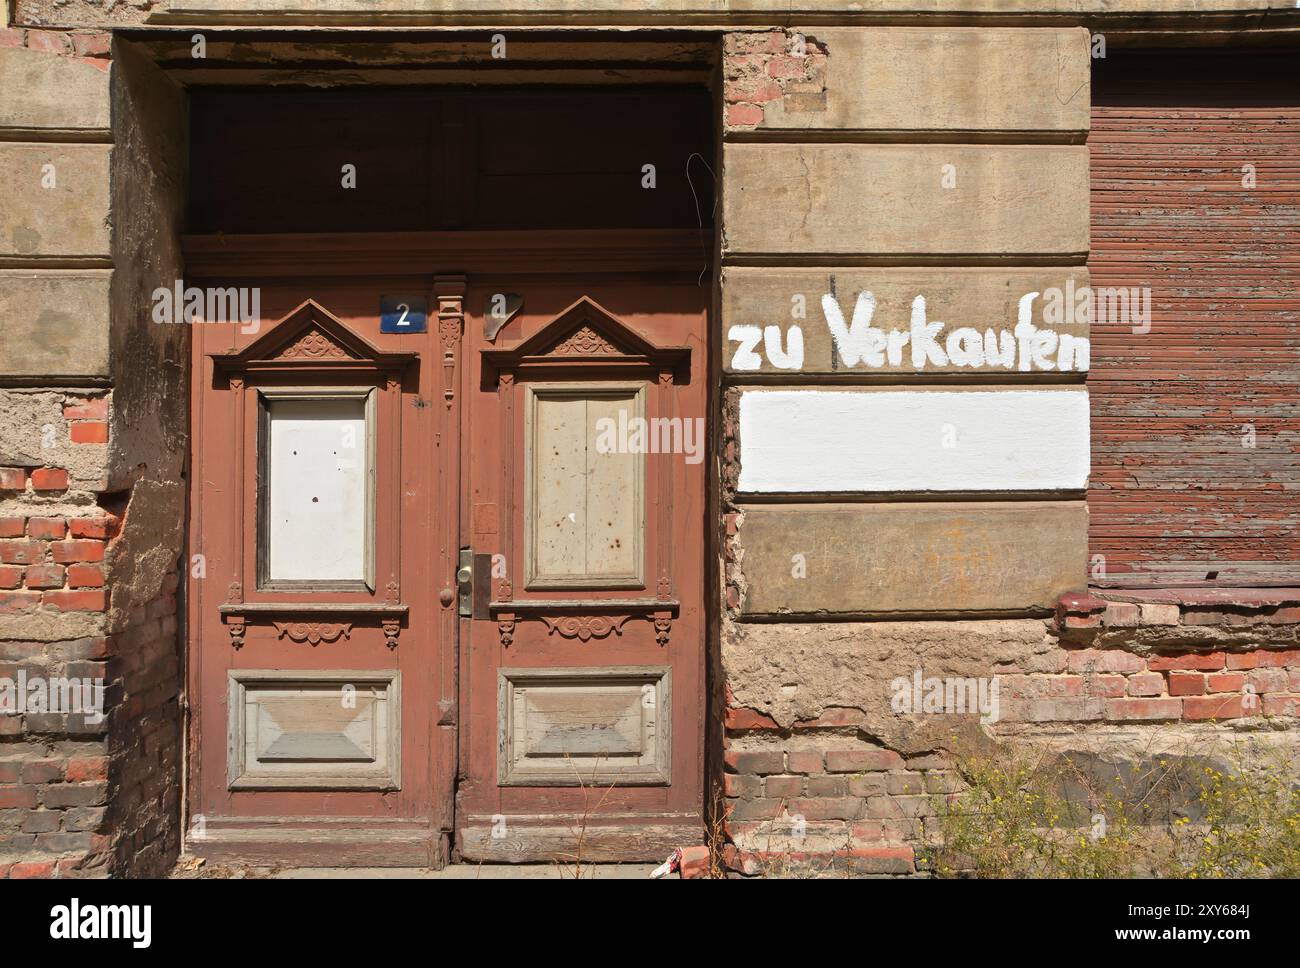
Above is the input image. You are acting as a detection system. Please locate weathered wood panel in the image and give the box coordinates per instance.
[737,388,1090,493]
[1090,50,1300,585]
[497,666,671,785]
[755,27,1089,134]
[722,144,1088,258]
[722,267,1091,375]
[458,814,702,864]
[227,670,401,790]
[735,502,1088,616]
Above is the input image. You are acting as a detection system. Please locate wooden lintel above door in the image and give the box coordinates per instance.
[181,228,711,278]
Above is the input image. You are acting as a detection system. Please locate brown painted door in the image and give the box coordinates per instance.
[186,272,463,866]
[457,274,708,861]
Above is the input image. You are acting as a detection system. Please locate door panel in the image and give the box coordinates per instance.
[187,277,461,866]
[458,281,708,861]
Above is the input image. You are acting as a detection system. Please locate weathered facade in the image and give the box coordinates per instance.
[0,1,1296,878]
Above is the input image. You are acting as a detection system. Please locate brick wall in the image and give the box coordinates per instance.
[721,600,1300,875]
[0,390,183,878]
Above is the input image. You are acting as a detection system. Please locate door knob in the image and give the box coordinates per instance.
[456,549,474,617]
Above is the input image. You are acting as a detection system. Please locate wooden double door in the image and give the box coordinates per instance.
[185,233,708,866]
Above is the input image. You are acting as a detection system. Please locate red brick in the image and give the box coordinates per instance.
[0,29,26,49]
[1002,698,1105,722]
[43,589,107,612]
[29,468,68,492]
[1105,697,1182,722]
[1262,694,1300,717]
[1246,669,1290,693]
[63,395,109,420]
[765,56,807,79]
[66,564,104,589]
[1168,671,1206,696]
[727,751,784,775]
[0,590,41,614]
[1065,649,1145,674]
[21,759,62,784]
[793,707,865,728]
[848,820,886,843]
[1147,651,1226,672]
[723,773,758,798]
[0,566,23,590]
[25,517,65,540]
[1226,652,1261,670]
[1127,672,1165,697]
[726,707,778,730]
[0,540,41,564]
[678,844,711,879]
[0,786,38,808]
[726,103,764,126]
[1183,695,1254,721]
[825,749,903,773]
[0,518,24,538]
[764,775,803,798]
[64,756,108,783]
[0,468,25,491]
[69,421,108,444]
[1206,672,1245,693]
[24,30,69,54]
[24,564,64,589]
[786,751,823,774]
[49,540,105,563]
[1083,674,1127,698]
[1062,613,1102,630]
[1255,649,1300,668]
[1001,674,1084,699]
[1103,602,1141,626]
[788,797,861,821]
[8,861,56,879]
[68,515,119,539]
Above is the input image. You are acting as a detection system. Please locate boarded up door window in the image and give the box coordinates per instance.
[261,392,375,586]
[1090,51,1300,585]
[525,384,645,589]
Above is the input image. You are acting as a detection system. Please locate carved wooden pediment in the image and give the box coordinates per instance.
[481,295,690,386]
[210,298,417,374]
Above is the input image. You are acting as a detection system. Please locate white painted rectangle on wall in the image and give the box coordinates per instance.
[737,388,1089,493]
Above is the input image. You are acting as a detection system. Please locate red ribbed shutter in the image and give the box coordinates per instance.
[1089,51,1300,587]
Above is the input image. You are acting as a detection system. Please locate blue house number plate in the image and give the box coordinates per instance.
[380,295,428,333]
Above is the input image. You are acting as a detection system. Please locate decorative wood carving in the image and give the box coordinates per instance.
[489,598,678,648]
[279,328,355,361]
[436,276,465,411]
[381,617,401,651]
[273,621,353,646]
[480,295,690,387]
[554,325,621,356]
[218,603,407,650]
[540,614,633,642]
[209,298,416,376]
